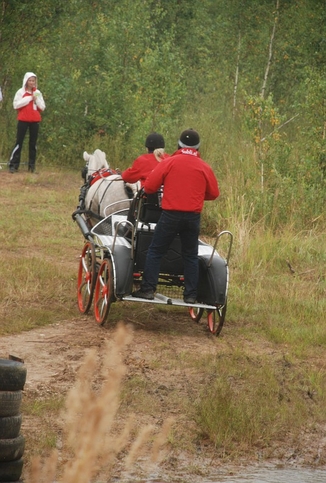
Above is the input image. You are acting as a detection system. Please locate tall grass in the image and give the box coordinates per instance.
[195,351,326,456]
[181,116,326,458]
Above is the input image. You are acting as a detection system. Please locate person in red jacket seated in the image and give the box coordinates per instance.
[121,132,167,186]
[132,128,220,304]
[9,72,46,173]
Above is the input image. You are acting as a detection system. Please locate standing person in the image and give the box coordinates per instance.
[121,132,167,186]
[132,129,220,304]
[9,72,46,173]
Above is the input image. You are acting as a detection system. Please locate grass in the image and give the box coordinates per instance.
[0,168,81,334]
[194,352,326,454]
[1,166,326,478]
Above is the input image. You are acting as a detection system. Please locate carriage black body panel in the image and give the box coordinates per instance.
[112,246,134,296]
[197,255,227,306]
[134,230,227,305]
[134,230,184,275]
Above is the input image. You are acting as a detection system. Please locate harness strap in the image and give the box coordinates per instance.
[89,168,118,186]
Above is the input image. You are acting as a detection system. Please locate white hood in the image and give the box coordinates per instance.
[22,72,37,89]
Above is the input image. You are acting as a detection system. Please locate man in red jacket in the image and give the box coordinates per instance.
[132,129,220,304]
[121,132,166,186]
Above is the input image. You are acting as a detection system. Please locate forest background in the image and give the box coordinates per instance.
[0,0,326,470]
[0,0,325,233]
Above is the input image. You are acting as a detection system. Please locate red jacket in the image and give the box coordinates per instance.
[13,73,45,123]
[144,148,219,212]
[121,153,160,186]
[15,91,43,122]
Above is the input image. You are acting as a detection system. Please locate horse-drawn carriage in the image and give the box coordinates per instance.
[72,150,233,336]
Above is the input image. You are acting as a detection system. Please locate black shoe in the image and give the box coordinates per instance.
[184,296,196,304]
[132,289,155,300]
[28,166,35,173]
[9,167,15,173]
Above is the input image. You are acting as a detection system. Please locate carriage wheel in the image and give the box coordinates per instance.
[77,241,96,314]
[207,301,227,336]
[94,258,114,325]
[188,307,204,323]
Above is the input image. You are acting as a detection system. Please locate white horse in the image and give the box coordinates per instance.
[82,149,140,228]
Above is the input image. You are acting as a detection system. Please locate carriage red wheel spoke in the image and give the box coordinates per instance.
[77,241,96,314]
[188,307,204,323]
[94,258,114,325]
[207,300,227,336]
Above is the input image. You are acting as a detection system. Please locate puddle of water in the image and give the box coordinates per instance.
[206,467,326,483]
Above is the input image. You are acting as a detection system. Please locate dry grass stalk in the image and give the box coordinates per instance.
[26,322,173,483]
[125,424,155,469]
[151,417,175,463]
[29,451,58,483]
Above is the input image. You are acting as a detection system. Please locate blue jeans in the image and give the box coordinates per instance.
[141,210,200,298]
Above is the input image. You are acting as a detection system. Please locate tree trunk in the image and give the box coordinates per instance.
[233,30,241,115]
[260,0,280,99]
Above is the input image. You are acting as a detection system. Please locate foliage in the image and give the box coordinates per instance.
[0,0,325,230]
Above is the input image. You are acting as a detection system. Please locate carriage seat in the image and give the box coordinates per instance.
[134,229,184,275]
[139,191,162,224]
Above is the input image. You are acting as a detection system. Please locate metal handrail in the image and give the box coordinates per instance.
[208,230,233,267]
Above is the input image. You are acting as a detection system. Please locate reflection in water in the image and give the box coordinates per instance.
[208,468,326,483]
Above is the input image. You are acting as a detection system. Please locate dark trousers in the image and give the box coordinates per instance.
[141,210,200,298]
[9,121,39,170]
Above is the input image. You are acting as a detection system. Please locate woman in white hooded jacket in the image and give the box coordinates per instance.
[9,72,45,173]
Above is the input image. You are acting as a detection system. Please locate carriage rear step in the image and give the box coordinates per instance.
[121,293,216,310]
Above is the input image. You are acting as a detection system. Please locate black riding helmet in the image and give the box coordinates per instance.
[178,129,200,150]
[145,132,165,152]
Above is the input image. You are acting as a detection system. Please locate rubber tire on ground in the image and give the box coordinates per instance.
[93,258,114,325]
[188,307,204,323]
[0,458,23,482]
[77,241,97,314]
[207,301,227,336]
[0,360,27,391]
[0,415,22,439]
[0,392,22,417]
[0,435,25,462]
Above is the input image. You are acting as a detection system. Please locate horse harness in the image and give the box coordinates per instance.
[77,168,134,218]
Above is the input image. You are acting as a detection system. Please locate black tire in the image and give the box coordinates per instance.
[0,392,22,417]
[188,307,204,323]
[0,415,22,439]
[77,241,97,314]
[93,258,114,325]
[0,435,25,462]
[207,300,227,336]
[0,459,23,481]
[0,360,26,391]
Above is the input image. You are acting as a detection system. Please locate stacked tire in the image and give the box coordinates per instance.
[0,359,26,483]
